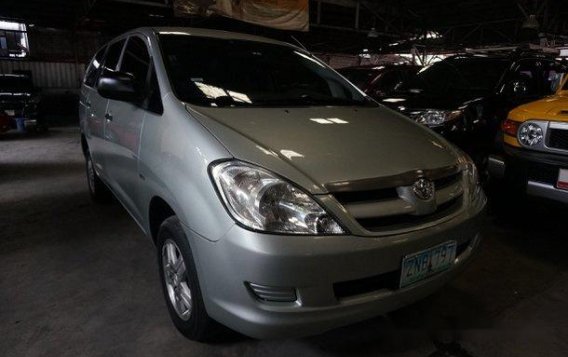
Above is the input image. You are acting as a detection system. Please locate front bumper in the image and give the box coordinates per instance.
[490,145,568,203]
[185,207,484,339]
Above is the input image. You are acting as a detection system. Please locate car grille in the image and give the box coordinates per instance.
[527,162,558,185]
[548,129,568,151]
[355,197,463,232]
[331,169,464,234]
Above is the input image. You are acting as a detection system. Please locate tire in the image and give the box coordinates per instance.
[85,153,112,203]
[157,216,219,341]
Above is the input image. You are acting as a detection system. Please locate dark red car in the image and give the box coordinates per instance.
[337,64,421,100]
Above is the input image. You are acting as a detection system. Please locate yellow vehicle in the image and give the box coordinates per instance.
[490,75,568,202]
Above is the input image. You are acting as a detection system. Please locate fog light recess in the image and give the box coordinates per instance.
[247,282,297,302]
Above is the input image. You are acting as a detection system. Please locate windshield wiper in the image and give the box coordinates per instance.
[291,94,368,106]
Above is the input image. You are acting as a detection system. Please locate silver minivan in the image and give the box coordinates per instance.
[79,27,486,341]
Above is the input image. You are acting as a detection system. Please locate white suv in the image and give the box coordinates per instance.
[80,27,486,341]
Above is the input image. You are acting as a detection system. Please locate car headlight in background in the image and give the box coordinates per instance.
[518,122,543,147]
[210,161,345,235]
[415,110,462,127]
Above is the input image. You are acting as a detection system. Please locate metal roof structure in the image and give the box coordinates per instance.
[2,0,567,53]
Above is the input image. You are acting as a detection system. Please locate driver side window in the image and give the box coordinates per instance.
[119,36,163,115]
[119,37,150,94]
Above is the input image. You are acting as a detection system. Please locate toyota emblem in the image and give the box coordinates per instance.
[412,178,435,200]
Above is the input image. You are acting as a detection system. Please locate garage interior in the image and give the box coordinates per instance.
[2,1,568,356]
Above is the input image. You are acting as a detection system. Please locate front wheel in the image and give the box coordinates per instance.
[157,216,219,341]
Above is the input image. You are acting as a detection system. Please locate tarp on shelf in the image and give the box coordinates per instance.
[174,0,309,31]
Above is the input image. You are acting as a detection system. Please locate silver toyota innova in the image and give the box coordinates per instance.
[79,27,486,341]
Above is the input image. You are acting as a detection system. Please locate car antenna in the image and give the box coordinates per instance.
[290,35,307,50]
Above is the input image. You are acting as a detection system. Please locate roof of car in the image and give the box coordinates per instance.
[131,27,295,48]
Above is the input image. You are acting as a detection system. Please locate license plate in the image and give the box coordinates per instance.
[5,110,15,116]
[557,169,568,191]
[400,241,457,288]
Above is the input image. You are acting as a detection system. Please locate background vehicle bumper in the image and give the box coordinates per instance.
[527,181,568,204]
[496,146,568,203]
[184,208,484,339]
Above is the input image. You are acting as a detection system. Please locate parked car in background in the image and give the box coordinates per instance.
[0,74,45,132]
[337,64,420,100]
[490,75,568,202]
[0,111,11,133]
[80,27,486,341]
[381,51,567,178]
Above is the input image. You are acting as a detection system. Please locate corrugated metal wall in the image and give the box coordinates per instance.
[0,61,86,91]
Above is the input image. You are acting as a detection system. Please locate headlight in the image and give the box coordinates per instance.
[456,150,482,204]
[518,122,543,147]
[416,110,462,127]
[210,161,345,235]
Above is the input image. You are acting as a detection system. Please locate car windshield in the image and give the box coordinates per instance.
[397,57,510,96]
[0,76,33,92]
[159,34,375,107]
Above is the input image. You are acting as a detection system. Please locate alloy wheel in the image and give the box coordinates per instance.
[162,239,192,321]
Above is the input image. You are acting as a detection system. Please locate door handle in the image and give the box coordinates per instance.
[105,113,113,121]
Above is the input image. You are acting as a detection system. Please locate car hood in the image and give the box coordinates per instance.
[187,104,459,194]
[513,95,568,118]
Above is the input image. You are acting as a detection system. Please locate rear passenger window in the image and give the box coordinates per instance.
[84,47,106,87]
[120,37,150,94]
[104,39,126,72]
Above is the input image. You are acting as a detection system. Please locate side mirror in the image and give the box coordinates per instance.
[97,71,139,102]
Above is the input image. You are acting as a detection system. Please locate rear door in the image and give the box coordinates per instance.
[103,35,153,222]
[80,46,107,167]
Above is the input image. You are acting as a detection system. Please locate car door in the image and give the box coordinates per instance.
[103,35,153,222]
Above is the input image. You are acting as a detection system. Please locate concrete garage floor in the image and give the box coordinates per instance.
[2,127,568,357]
